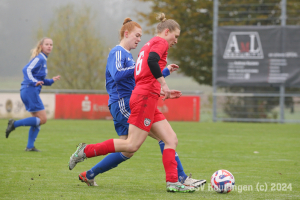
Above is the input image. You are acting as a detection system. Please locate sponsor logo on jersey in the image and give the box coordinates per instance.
[223,32,264,59]
[144,118,151,126]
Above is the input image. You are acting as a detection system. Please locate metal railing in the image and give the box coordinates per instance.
[213,91,300,123]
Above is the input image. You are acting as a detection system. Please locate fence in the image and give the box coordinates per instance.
[213,89,300,123]
[212,0,300,123]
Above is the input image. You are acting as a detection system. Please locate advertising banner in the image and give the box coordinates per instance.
[0,93,56,119]
[55,94,200,121]
[157,96,200,121]
[217,26,300,87]
[55,94,111,120]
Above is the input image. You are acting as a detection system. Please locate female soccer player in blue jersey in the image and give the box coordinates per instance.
[5,37,60,152]
[70,18,205,189]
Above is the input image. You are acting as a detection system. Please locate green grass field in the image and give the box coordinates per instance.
[0,119,299,199]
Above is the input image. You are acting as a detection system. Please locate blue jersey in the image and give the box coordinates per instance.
[105,45,171,106]
[21,52,54,87]
[106,45,136,106]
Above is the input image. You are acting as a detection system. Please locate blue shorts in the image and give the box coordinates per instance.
[20,85,44,112]
[109,97,131,136]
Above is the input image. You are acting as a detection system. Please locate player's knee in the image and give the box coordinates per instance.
[122,152,134,158]
[165,136,178,148]
[174,137,178,147]
[40,117,47,125]
[127,143,141,153]
[171,137,178,147]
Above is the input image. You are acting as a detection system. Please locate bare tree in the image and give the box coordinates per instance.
[37,4,107,89]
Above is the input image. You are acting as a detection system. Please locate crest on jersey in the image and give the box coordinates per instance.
[144,118,151,127]
[223,32,264,59]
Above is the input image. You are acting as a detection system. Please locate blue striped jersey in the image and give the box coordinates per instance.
[106,45,135,106]
[21,52,54,87]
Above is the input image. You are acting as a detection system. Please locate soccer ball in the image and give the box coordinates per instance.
[210,169,235,193]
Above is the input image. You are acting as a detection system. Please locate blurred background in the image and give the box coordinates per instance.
[0,0,212,121]
[1,0,300,122]
[0,0,208,90]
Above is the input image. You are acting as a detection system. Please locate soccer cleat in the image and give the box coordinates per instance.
[78,171,98,186]
[6,119,15,138]
[25,146,41,152]
[166,181,195,193]
[183,173,206,188]
[69,143,87,170]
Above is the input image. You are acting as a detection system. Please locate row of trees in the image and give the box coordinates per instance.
[40,5,107,89]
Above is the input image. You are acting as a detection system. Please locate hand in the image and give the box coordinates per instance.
[35,81,44,86]
[169,90,182,99]
[161,90,182,99]
[161,82,171,101]
[167,64,179,73]
[52,75,61,82]
[160,88,165,96]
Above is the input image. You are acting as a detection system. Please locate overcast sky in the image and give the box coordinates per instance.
[0,0,152,78]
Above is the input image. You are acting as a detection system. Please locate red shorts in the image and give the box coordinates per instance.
[128,93,165,132]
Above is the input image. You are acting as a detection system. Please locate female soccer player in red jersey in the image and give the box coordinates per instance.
[69,13,203,192]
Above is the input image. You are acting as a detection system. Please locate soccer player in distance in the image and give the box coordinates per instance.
[69,14,205,192]
[5,38,60,151]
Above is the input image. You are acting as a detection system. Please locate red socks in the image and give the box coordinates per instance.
[162,148,178,182]
[84,141,178,182]
[84,139,115,158]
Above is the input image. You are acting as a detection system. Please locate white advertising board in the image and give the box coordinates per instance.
[0,93,55,119]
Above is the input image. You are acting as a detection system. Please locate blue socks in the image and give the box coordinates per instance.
[86,152,130,179]
[27,126,40,149]
[159,140,188,182]
[14,117,40,128]
[13,117,41,149]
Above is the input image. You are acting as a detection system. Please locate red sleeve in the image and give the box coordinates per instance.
[149,40,168,58]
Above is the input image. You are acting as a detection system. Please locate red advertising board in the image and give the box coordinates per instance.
[55,94,200,121]
[157,96,200,121]
[55,94,111,120]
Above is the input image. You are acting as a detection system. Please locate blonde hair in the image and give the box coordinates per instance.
[30,37,51,59]
[120,18,142,40]
[156,13,180,34]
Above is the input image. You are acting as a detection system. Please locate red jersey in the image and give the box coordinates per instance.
[133,36,169,96]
